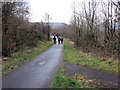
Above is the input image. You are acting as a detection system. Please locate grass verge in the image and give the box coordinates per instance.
[51,65,91,88]
[64,39,119,75]
[2,41,53,75]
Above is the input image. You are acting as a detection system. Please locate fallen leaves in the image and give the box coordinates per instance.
[73,74,93,83]
[2,57,8,61]
[88,80,93,83]
[73,74,85,82]
[69,41,74,45]
[101,58,107,61]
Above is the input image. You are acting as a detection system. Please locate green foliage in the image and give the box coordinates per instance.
[51,67,90,88]
[2,41,53,75]
[64,40,119,75]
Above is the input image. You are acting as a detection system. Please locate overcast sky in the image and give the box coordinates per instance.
[29,0,75,24]
[28,0,108,24]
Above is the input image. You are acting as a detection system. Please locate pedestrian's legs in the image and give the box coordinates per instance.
[54,40,56,44]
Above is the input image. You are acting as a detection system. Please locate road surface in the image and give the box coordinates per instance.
[2,44,63,88]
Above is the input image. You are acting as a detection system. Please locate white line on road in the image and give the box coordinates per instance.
[39,61,46,65]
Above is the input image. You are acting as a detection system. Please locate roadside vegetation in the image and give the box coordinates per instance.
[2,2,51,57]
[51,66,92,88]
[51,39,118,90]
[64,39,119,75]
[51,39,118,88]
[2,41,53,75]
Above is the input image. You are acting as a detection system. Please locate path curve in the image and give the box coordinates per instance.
[3,44,63,88]
[64,62,119,88]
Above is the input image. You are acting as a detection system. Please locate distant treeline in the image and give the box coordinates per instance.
[2,2,50,56]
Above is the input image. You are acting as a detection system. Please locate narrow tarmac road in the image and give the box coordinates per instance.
[3,44,63,88]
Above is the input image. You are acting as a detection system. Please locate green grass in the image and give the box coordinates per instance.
[64,39,119,75]
[51,66,91,88]
[2,41,53,75]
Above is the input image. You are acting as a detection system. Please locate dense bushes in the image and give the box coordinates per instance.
[2,2,50,56]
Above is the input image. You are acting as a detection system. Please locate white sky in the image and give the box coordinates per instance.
[29,0,77,24]
[28,0,108,24]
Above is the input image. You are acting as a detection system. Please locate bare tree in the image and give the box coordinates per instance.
[69,0,119,58]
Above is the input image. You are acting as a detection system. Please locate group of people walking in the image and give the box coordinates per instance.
[53,34,63,44]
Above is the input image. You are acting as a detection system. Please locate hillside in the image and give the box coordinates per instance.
[49,22,67,29]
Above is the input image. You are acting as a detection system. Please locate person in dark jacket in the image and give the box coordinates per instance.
[61,38,63,44]
[53,36,56,44]
[58,37,61,44]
